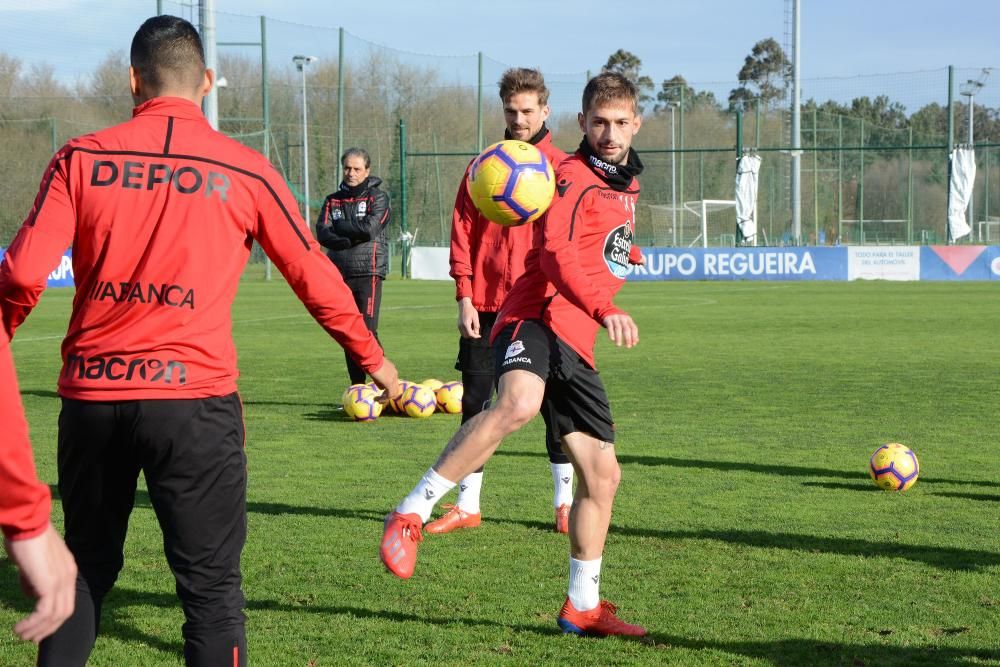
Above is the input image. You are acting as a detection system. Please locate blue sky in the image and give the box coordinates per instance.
[1,0,998,109]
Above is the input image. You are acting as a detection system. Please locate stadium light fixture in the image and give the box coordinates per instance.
[958,68,991,225]
[293,55,318,223]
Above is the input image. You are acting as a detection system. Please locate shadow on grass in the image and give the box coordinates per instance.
[128,490,1000,571]
[800,481,876,492]
[303,407,353,422]
[931,491,1000,503]
[8,579,991,667]
[59,487,1000,573]
[644,633,1000,667]
[19,388,59,399]
[242,399,331,408]
[493,449,999,489]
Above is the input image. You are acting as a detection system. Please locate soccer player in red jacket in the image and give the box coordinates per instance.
[381,72,646,638]
[434,67,574,536]
[0,320,77,644]
[0,16,399,666]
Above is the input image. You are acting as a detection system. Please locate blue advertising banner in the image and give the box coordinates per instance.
[0,248,75,288]
[626,247,848,281]
[919,246,1000,281]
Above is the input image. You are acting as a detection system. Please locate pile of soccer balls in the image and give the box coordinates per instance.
[342,379,464,422]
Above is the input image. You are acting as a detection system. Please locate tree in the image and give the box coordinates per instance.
[728,38,789,111]
[655,74,719,114]
[601,49,654,111]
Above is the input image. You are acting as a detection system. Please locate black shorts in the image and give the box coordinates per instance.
[455,310,498,375]
[493,319,615,444]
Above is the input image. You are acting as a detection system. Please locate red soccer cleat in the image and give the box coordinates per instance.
[424,504,481,534]
[380,511,423,578]
[554,504,570,534]
[557,598,647,637]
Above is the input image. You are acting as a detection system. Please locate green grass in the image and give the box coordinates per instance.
[2,278,999,666]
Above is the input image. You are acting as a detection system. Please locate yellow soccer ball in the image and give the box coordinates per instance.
[343,384,383,422]
[420,378,444,392]
[435,381,464,414]
[401,384,437,418]
[389,380,415,414]
[466,140,556,227]
[869,443,919,491]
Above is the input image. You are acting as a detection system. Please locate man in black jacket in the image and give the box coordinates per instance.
[316,148,391,385]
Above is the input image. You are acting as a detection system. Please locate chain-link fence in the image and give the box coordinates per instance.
[1,2,998,268]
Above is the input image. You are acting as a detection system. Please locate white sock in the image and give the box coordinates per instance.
[568,556,602,611]
[551,462,574,507]
[396,468,456,523]
[455,471,483,515]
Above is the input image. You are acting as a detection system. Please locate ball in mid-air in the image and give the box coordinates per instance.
[400,384,437,418]
[435,381,464,414]
[869,443,919,491]
[467,140,555,226]
[343,384,383,422]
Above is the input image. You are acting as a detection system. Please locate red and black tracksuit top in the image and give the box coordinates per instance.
[493,143,643,369]
[315,176,391,279]
[0,331,50,541]
[449,127,567,312]
[0,96,384,401]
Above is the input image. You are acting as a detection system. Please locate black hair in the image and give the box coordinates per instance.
[130,15,206,92]
[342,147,371,169]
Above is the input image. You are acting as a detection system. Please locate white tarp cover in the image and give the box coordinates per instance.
[948,147,976,241]
[735,154,761,244]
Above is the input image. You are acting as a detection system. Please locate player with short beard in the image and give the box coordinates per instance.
[381,72,647,638]
[436,67,574,535]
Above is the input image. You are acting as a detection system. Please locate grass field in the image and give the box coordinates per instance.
[2,277,999,666]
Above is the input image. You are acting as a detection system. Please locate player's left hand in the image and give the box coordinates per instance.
[602,312,639,348]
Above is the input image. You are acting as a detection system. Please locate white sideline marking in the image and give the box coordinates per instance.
[11,304,449,344]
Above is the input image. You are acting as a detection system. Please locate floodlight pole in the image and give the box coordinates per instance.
[199,0,219,130]
[669,103,678,246]
[293,55,318,224]
[790,0,802,244]
[959,71,990,231]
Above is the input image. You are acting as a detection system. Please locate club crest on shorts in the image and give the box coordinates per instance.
[505,339,525,360]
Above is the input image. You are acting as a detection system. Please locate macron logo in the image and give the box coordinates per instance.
[505,340,525,360]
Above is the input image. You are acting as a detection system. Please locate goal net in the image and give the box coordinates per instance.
[648,200,739,247]
[684,200,737,248]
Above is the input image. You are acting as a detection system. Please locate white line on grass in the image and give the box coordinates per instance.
[11,304,451,344]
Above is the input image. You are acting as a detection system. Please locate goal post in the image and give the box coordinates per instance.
[684,199,737,248]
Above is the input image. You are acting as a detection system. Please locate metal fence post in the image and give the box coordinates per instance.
[399,118,408,278]
[476,52,483,152]
[337,27,345,185]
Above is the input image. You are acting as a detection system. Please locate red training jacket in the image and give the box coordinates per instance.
[493,150,640,369]
[0,97,383,400]
[0,332,50,541]
[449,130,567,312]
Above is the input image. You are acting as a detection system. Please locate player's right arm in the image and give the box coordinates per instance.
[449,164,480,338]
[0,334,77,643]
[0,147,77,339]
[251,164,400,398]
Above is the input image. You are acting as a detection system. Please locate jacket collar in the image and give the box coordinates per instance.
[132,97,207,121]
[504,124,551,147]
[576,138,643,192]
